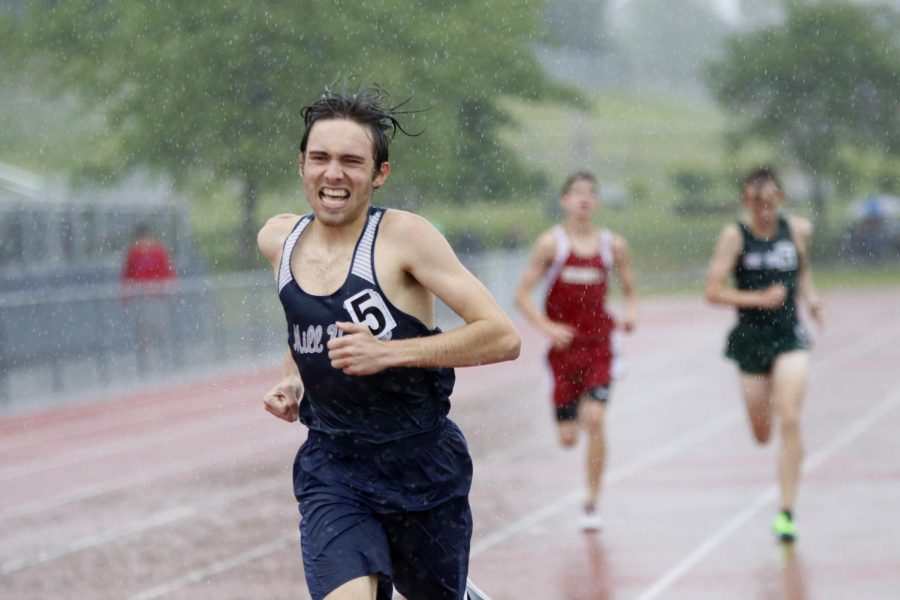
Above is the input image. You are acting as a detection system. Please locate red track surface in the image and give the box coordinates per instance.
[2,289,899,599]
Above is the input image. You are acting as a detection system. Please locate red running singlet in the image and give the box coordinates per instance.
[544,226,615,407]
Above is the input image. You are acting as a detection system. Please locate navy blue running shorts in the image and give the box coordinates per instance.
[298,489,472,600]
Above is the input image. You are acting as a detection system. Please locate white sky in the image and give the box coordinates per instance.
[610,0,743,25]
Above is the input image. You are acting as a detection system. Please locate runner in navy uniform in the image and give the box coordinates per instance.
[705,166,824,543]
[257,85,519,600]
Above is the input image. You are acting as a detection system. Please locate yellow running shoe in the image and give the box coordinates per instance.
[772,511,797,543]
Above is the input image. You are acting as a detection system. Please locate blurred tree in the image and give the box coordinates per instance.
[1,0,575,268]
[612,0,728,94]
[543,0,613,52]
[707,1,900,233]
[736,0,786,28]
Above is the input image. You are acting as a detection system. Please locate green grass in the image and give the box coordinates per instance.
[420,90,745,275]
[501,91,731,194]
[618,262,900,301]
[424,89,884,284]
[814,263,900,291]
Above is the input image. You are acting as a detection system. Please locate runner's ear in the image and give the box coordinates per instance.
[373,161,390,189]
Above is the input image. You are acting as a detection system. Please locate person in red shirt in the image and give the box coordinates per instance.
[121,224,177,371]
[122,223,177,283]
[515,171,638,531]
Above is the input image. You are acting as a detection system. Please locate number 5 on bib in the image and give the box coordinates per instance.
[343,289,397,340]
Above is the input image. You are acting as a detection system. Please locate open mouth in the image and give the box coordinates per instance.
[319,188,350,207]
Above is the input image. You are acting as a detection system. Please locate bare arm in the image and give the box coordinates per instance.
[788,216,825,328]
[257,213,302,277]
[327,213,520,375]
[258,214,304,421]
[611,234,638,332]
[704,223,787,310]
[513,231,575,349]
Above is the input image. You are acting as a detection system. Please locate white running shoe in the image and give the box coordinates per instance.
[579,505,603,531]
[466,578,492,600]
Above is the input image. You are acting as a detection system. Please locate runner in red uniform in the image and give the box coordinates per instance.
[516,171,638,530]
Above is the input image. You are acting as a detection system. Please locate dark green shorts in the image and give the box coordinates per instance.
[725,321,810,374]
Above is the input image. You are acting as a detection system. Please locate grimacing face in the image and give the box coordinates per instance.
[299,118,390,228]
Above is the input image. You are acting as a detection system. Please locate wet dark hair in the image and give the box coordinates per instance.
[299,84,418,171]
[561,171,598,196]
[742,166,783,194]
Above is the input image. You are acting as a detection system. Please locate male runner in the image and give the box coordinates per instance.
[515,171,638,531]
[704,166,824,542]
[257,85,519,599]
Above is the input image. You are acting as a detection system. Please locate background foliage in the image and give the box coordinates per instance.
[707,1,900,231]
[2,0,899,275]
[1,0,576,266]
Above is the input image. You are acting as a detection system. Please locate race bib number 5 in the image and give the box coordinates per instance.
[343,289,397,340]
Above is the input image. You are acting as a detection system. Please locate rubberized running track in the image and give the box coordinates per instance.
[3,289,899,599]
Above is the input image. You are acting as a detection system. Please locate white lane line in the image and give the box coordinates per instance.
[0,428,301,522]
[0,411,271,481]
[128,534,297,600]
[123,313,900,597]
[811,319,900,374]
[124,410,742,600]
[0,477,286,575]
[63,300,900,596]
[636,384,900,600]
[0,384,258,453]
[1,507,195,574]
[470,410,742,556]
[467,310,900,564]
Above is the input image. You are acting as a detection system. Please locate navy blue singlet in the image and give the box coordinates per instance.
[277,206,457,444]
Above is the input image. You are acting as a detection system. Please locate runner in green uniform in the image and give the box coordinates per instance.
[705,167,824,543]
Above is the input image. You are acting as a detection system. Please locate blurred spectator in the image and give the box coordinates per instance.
[122,223,177,284]
[844,197,899,264]
[121,224,177,372]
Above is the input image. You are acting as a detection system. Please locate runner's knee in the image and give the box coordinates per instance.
[779,416,801,435]
[556,418,578,446]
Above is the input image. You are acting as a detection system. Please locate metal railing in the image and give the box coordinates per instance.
[0,272,285,410]
[0,250,535,412]
[0,248,710,412]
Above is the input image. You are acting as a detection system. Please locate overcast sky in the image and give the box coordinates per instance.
[610,0,742,24]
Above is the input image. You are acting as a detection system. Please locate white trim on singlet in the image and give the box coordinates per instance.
[277,216,312,293]
[350,210,383,285]
[598,228,613,270]
[542,225,614,293]
[542,225,571,292]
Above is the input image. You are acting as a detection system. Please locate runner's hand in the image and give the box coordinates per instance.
[328,322,388,376]
[545,321,575,350]
[809,296,825,329]
[758,284,787,309]
[263,376,301,422]
[620,306,637,333]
